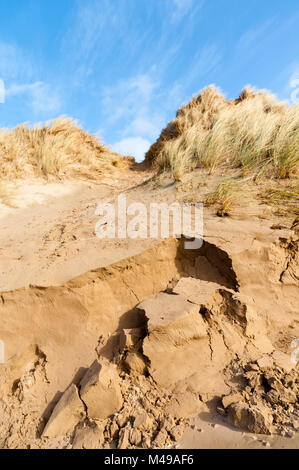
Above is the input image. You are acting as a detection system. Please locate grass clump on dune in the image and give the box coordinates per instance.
[0,116,125,181]
[146,85,299,213]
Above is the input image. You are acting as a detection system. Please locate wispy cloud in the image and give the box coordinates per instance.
[179,43,222,90]
[101,74,162,139]
[100,72,186,161]
[0,41,61,115]
[6,82,42,97]
[123,115,163,141]
[0,41,34,80]
[30,83,61,114]
[62,0,148,74]
[111,136,151,162]
[6,81,61,114]
[237,19,274,50]
[194,43,221,78]
[66,0,112,60]
[102,74,158,118]
[171,0,194,22]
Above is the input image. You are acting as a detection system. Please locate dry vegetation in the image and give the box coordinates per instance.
[146,86,299,214]
[0,116,126,182]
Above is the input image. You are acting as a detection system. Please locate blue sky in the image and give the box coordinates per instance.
[0,0,298,161]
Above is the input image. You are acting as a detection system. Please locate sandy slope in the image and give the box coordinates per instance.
[0,166,298,449]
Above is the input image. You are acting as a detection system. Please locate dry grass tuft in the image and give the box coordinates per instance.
[0,117,127,181]
[205,178,246,215]
[259,181,299,216]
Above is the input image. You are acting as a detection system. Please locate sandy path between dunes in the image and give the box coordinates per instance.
[0,171,154,291]
[0,168,298,449]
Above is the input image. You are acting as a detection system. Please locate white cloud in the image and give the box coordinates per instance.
[171,0,194,22]
[6,81,42,96]
[6,81,61,114]
[112,137,151,162]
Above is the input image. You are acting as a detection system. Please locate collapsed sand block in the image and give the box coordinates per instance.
[173,277,222,305]
[139,292,207,348]
[80,360,123,420]
[118,423,131,449]
[170,424,185,442]
[129,428,142,446]
[204,289,275,358]
[271,350,295,373]
[256,355,274,370]
[152,429,169,448]
[228,402,273,435]
[42,384,85,438]
[164,391,202,418]
[133,410,153,431]
[226,358,299,436]
[138,292,208,389]
[72,423,104,449]
[222,392,244,409]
